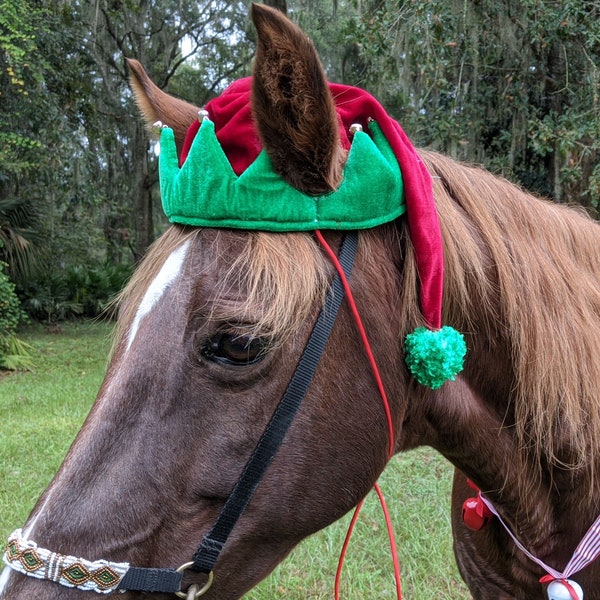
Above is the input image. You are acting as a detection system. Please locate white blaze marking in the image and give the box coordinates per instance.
[22,493,52,540]
[0,491,55,595]
[0,567,11,596]
[126,241,190,351]
[0,490,54,595]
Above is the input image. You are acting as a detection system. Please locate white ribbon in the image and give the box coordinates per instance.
[480,495,600,586]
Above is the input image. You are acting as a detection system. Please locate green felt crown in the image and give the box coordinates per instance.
[159,118,406,231]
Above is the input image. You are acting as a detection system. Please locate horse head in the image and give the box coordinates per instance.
[5,4,600,600]
[0,5,430,598]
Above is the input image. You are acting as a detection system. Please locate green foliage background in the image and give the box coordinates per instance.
[340,0,600,205]
[1,0,598,280]
[0,257,30,369]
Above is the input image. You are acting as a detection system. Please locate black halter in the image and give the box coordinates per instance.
[117,231,358,595]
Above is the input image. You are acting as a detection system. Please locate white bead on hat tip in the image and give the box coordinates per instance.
[546,579,584,600]
[152,120,167,134]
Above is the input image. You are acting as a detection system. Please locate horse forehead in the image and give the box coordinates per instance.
[198,229,252,263]
[125,230,251,350]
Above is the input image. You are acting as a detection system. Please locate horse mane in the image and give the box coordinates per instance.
[207,229,331,343]
[421,149,600,495]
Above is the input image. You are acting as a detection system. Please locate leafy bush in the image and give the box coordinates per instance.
[0,259,31,369]
[0,262,22,333]
[0,332,33,370]
[22,271,84,324]
[21,261,134,322]
[63,263,134,318]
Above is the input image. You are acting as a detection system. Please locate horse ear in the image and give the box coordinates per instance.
[127,59,199,153]
[251,3,344,195]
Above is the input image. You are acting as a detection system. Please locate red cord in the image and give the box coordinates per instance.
[315,231,395,458]
[375,482,403,599]
[334,499,365,599]
[315,231,402,600]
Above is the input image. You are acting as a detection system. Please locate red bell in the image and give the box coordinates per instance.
[462,495,494,531]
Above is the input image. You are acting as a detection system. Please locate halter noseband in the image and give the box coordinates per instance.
[3,232,358,597]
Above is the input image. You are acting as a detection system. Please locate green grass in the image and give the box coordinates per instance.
[0,321,114,535]
[0,321,470,599]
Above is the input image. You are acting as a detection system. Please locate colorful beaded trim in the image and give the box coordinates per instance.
[3,529,129,594]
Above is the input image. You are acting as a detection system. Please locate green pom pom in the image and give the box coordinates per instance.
[405,326,466,389]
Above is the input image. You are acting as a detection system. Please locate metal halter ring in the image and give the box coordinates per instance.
[174,563,214,598]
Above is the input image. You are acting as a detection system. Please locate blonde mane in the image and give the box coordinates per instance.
[206,229,331,343]
[422,149,600,491]
[114,226,332,351]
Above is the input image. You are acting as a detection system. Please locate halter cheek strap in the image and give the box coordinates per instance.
[2,231,358,597]
[190,231,358,575]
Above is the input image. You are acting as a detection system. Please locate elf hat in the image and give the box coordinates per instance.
[158,77,466,389]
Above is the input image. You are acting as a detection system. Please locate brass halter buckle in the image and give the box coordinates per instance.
[174,562,214,598]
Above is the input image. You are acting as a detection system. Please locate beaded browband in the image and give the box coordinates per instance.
[4,529,129,594]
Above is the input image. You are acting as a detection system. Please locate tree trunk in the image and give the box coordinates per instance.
[131,122,154,261]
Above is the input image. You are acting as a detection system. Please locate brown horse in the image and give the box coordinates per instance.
[3,5,600,599]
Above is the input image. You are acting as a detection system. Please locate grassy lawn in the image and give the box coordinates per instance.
[0,321,470,599]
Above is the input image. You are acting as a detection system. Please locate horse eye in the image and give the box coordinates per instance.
[202,332,267,366]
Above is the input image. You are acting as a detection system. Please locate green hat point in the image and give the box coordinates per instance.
[159,118,406,232]
[405,326,466,389]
